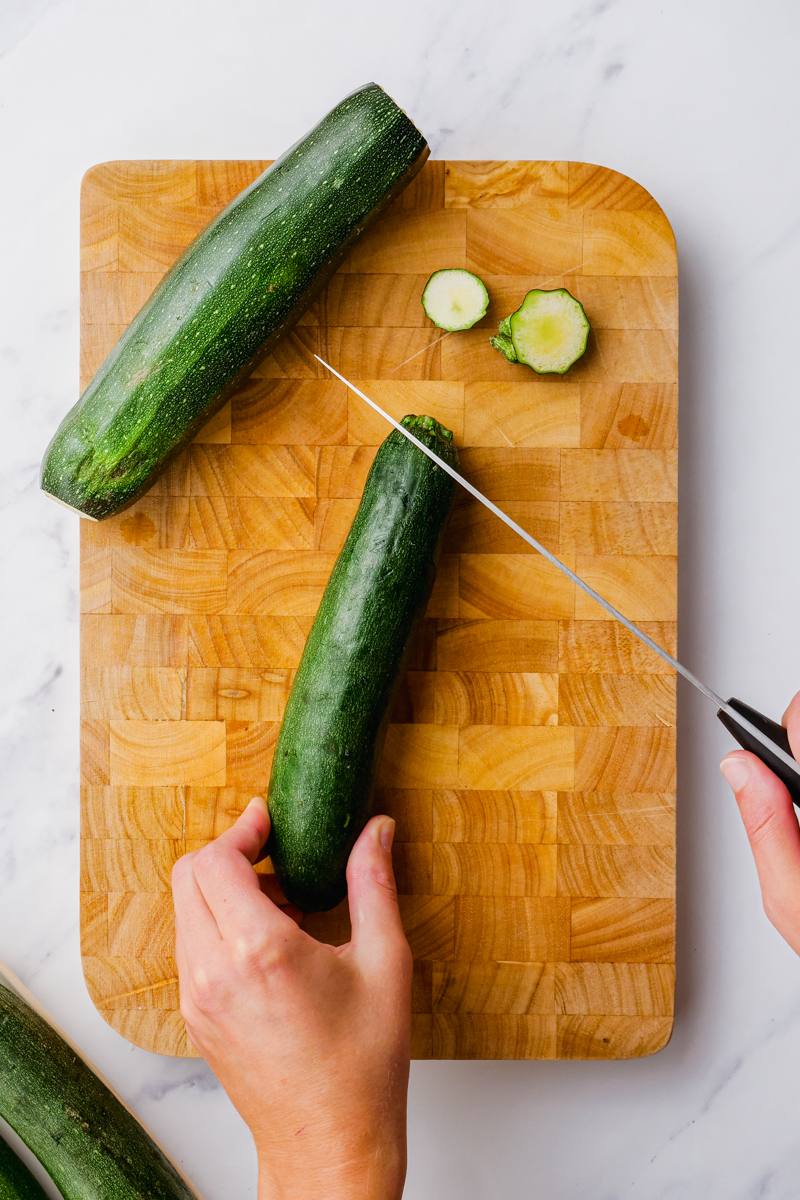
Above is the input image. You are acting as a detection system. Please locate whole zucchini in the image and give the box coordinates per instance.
[0,1136,49,1200]
[41,83,428,519]
[267,416,459,912]
[0,984,196,1200]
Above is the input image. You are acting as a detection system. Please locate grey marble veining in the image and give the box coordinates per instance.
[3,0,800,1196]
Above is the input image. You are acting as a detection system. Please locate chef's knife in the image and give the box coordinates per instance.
[315,355,800,806]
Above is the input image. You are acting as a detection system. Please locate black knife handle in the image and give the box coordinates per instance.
[717,697,800,808]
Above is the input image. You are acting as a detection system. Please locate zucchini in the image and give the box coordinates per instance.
[0,983,197,1199]
[421,268,489,330]
[490,287,590,373]
[0,1137,48,1200]
[41,83,428,520]
[267,415,459,912]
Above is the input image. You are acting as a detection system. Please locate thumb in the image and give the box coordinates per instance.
[346,816,410,972]
[721,750,800,954]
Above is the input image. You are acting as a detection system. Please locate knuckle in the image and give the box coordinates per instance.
[178,993,196,1027]
[360,859,398,901]
[231,933,285,977]
[192,843,225,880]
[231,933,264,966]
[187,964,228,1016]
[194,841,220,867]
[171,851,197,884]
[376,871,399,903]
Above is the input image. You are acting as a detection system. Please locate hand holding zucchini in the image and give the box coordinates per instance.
[267,415,459,912]
[491,287,590,373]
[41,84,428,520]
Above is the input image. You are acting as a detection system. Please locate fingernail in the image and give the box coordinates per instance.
[720,756,752,792]
[378,817,395,852]
[247,795,267,813]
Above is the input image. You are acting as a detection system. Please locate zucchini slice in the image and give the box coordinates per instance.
[267,415,459,912]
[421,268,489,331]
[41,83,428,520]
[490,288,590,374]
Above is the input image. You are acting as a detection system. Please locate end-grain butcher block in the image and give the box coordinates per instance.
[79,158,677,1060]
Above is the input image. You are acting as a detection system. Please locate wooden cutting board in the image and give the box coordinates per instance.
[78,158,678,1060]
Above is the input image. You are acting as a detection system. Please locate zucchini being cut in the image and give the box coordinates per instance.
[267,415,459,912]
[421,268,489,331]
[41,83,428,520]
[491,288,590,374]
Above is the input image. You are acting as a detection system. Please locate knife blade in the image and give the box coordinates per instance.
[315,354,800,803]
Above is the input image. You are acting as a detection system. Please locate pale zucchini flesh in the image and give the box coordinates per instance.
[490,288,590,374]
[421,268,489,331]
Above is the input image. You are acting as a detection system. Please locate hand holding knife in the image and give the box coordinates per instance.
[315,354,800,806]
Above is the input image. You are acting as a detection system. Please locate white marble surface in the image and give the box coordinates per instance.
[3,0,800,1195]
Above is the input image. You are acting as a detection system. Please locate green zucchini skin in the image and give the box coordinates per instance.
[0,1136,49,1200]
[0,985,195,1200]
[267,416,459,912]
[41,84,428,520]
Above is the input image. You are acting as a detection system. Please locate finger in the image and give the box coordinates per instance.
[258,871,288,903]
[172,850,222,954]
[721,750,800,952]
[346,816,410,974]
[782,690,800,758]
[174,926,193,1025]
[174,924,189,986]
[173,927,200,1022]
[192,797,292,941]
[215,795,271,865]
[255,869,303,924]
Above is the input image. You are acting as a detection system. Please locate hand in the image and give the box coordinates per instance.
[720,689,800,954]
[171,798,412,1200]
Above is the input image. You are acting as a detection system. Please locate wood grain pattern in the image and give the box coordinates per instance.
[445,498,560,555]
[80,159,677,1059]
[432,790,557,844]
[433,843,558,896]
[81,787,185,838]
[433,961,555,1013]
[557,792,675,846]
[109,720,226,786]
[570,898,676,962]
[554,962,674,1014]
[462,381,580,448]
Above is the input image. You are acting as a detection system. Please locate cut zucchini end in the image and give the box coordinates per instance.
[508,288,590,374]
[421,268,489,331]
[401,412,455,443]
[489,333,517,363]
[41,489,100,520]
